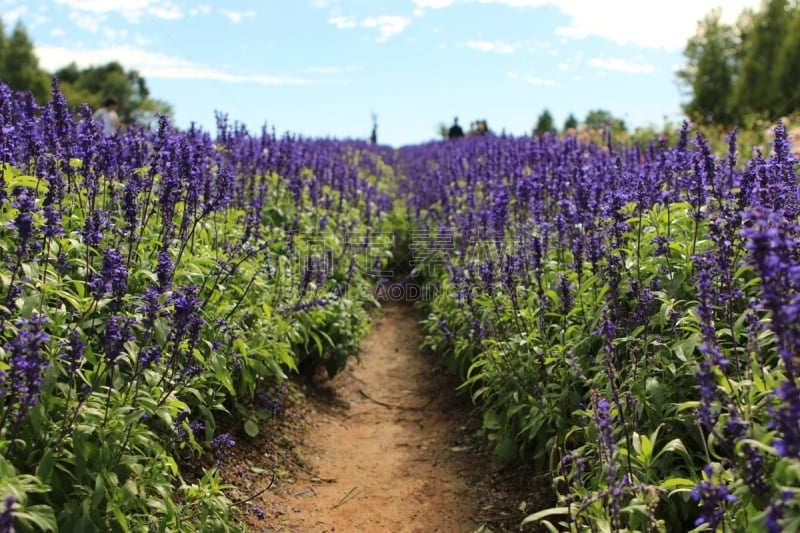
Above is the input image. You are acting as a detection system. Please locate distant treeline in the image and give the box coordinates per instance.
[0,17,171,124]
[531,109,626,135]
[677,0,800,125]
[525,1,800,138]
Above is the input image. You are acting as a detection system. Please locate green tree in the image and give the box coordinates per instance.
[55,62,97,109]
[0,19,6,55]
[563,113,578,131]
[0,16,172,125]
[732,0,792,117]
[775,4,800,115]
[55,61,172,124]
[0,20,50,102]
[584,109,626,133]
[676,9,738,124]
[533,109,555,135]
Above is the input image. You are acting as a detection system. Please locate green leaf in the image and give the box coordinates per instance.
[112,506,130,532]
[660,477,696,489]
[658,438,689,458]
[244,419,260,437]
[493,437,518,467]
[482,410,501,431]
[91,474,106,509]
[5,174,49,194]
[521,506,571,526]
[164,456,179,477]
[35,449,55,485]
[15,505,58,532]
[640,433,653,459]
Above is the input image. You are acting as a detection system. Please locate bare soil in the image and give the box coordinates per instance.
[218,303,553,532]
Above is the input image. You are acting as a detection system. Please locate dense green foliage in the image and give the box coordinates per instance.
[54,61,172,125]
[400,122,800,531]
[0,81,395,531]
[679,0,800,124]
[534,109,556,135]
[677,9,738,124]
[563,113,579,132]
[583,109,627,133]
[0,19,50,102]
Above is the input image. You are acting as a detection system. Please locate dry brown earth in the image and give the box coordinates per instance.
[218,304,552,532]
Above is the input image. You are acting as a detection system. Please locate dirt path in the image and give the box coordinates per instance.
[224,303,551,532]
[267,303,481,532]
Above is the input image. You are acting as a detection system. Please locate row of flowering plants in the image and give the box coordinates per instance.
[0,80,394,531]
[398,124,800,531]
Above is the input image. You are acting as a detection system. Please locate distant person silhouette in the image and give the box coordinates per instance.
[92,97,121,136]
[476,119,492,136]
[448,117,464,139]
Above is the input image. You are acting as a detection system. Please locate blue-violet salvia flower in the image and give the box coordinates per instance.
[3,314,50,420]
[0,496,15,533]
[690,465,736,530]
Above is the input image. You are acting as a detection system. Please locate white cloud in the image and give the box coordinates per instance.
[588,56,655,74]
[55,0,152,10]
[1,5,28,25]
[413,0,453,15]
[36,45,318,85]
[189,5,212,16]
[478,0,549,5]
[101,27,128,41]
[557,62,569,71]
[50,28,66,37]
[464,39,516,54]
[148,3,182,20]
[33,14,50,27]
[68,10,103,33]
[343,1,726,48]
[451,0,764,51]
[327,13,411,41]
[329,15,357,28]
[414,0,455,7]
[219,9,255,23]
[362,15,411,41]
[523,75,557,86]
[54,0,157,22]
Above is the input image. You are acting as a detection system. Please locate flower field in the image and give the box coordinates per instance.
[401,125,800,531]
[0,80,395,531]
[1,78,800,532]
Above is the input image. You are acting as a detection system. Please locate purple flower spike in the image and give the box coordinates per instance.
[690,465,736,530]
[0,496,15,533]
[2,314,50,429]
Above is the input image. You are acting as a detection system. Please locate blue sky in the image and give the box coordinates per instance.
[2,0,760,147]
